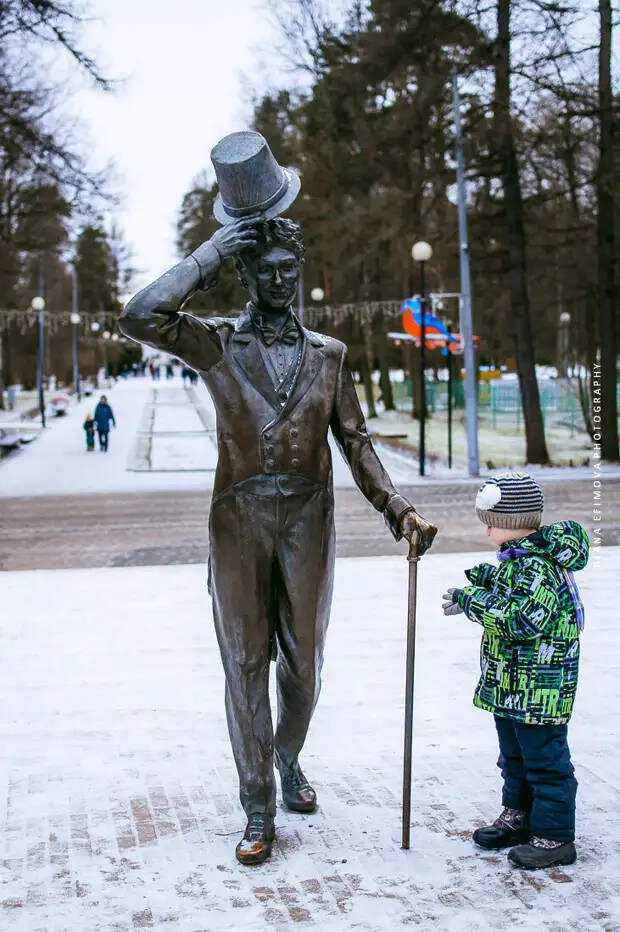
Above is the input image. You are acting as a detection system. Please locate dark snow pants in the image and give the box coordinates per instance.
[495,714,577,841]
[98,430,109,451]
[208,474,335,818]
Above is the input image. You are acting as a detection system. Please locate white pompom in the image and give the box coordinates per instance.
[476,483,502,510]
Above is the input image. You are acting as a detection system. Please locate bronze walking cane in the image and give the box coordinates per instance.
[402,533,420,849]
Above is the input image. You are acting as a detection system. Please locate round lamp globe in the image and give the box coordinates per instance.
[412,241,432,262]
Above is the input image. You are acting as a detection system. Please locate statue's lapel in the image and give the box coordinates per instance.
[231,309,281,410]
[280,327,325,419]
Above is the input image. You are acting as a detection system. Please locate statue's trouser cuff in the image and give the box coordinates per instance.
[209,477,335,818]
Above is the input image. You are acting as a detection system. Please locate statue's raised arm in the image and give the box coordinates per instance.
[119,217,263,372]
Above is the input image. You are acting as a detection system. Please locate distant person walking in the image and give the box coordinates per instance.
[94,395,116,452]
[83,413,96,451]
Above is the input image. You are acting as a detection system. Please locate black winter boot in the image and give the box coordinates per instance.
[473,808,529,850]
[276,760,317,813]
[508,837,576,869]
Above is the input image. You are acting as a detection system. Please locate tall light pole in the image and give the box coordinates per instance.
[70,264,81,401]
[32,292,46,428]
[558,312,571,378]
[452,66,479,476]
[412,241,432,476]
[446,322,453,469]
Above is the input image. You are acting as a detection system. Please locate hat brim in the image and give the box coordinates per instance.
[213,167,301,225]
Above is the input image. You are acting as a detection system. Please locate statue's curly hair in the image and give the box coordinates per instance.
[236,217,305,267]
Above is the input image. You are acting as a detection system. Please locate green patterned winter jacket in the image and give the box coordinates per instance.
[456,521,589,725]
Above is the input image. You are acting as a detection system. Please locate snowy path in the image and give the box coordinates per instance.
[1,550,618,930]
[0,377,418,497]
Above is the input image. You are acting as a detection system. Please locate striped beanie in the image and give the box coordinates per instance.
[475,472,544,530]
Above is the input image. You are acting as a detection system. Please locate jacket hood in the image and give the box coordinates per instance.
[504,521,589,571]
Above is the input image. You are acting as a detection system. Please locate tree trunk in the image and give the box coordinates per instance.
[596,0,619,460]
[359,352,377,419]
[355,319,377,418]
[495,0,550,464]
[0,331,4,410]
[375,312,395,410]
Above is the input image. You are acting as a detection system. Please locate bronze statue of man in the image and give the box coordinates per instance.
[119,132,437,865]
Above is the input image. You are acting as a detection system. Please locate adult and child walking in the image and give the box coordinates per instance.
[83,395,116,452]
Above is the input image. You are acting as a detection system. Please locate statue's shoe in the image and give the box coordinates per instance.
[235,813,275,866]
[277,761,317,813]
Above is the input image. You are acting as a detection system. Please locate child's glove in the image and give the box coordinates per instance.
[442,588,464,616]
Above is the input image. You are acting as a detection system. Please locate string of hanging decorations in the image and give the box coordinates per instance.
[0,309,122,336]
[0,299,408,338]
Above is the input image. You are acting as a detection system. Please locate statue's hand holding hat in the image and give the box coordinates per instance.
[211,131,300,225]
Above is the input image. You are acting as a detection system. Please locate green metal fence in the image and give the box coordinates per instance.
[393,378,587,435]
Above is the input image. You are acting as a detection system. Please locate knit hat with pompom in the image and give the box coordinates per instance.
[475,472,544,530]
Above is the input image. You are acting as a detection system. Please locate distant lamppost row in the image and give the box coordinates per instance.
[412,240,432,477]
[32,293,46,428]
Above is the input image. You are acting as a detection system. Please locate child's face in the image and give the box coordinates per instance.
[485,525,538,547]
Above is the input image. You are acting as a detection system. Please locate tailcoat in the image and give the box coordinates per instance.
[119,242,414,816]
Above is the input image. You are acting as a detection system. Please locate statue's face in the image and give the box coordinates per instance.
[243,244,300,311]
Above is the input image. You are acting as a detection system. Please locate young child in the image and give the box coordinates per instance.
[442,472,589,869]
[83,413,95,451]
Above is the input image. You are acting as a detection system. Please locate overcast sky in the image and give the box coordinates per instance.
[57,1,615,296]
[64,0,285,292]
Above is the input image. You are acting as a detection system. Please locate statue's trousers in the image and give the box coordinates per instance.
[209,474,335,817]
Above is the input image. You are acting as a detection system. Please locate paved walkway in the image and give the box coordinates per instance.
[0,476,617,570]
[1,551,618,931]
[0,377,415,497]
[127,385,218,472]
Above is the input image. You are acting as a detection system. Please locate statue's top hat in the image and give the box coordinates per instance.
[211,131,300,225]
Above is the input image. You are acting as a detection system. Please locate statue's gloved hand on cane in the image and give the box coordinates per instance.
[401,510,438,555]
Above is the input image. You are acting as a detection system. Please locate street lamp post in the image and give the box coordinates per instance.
[70,265,81,401]
[412,241,432,477]
[558,312,571,378]
[446,323,453,469]
[102,328,110,384]
[452,66,479,476]
[32,294,46,428]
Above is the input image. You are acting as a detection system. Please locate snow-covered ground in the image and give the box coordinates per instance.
[2,378,618,500]
[0,378,419,498]
[1,549,618,930]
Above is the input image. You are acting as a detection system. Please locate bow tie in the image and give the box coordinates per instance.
[259,322,299,347]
